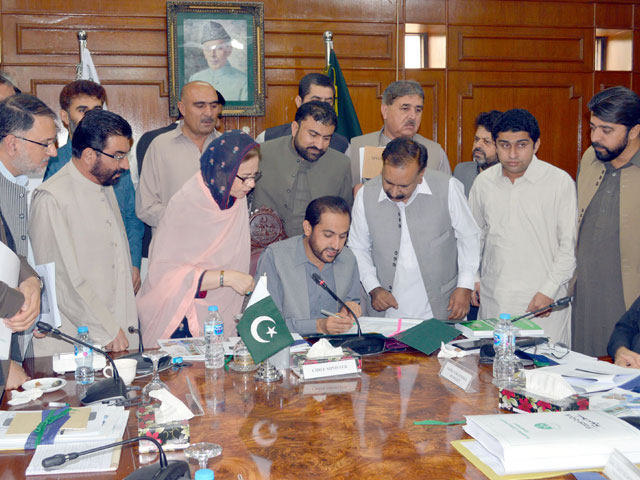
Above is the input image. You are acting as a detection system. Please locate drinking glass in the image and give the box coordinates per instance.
[141,349,169,402]
[185,442,222,469]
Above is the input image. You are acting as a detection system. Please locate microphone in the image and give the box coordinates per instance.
[510,296,572,323]
[36,321,128,405]
[41,435,190,480]
[311,273,385,355]
[128,324,144,353]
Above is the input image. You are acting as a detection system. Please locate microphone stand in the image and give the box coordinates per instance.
[510,296,572,323]
[311,273,385,355]
[41,435,190,480]
[36,321,128,405]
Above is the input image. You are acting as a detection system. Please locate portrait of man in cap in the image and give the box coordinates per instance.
[188,20,249,102]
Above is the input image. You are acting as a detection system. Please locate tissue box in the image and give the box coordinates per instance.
[136,405,190,453]
[290,349,361,380]
[499,387,589,413]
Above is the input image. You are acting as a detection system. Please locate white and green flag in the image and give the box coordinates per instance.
[237,275,294,364]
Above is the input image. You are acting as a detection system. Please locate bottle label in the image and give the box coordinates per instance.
[214,324,223,336]
[494,332,508,347]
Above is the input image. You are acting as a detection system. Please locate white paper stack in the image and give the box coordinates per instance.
[0,405,129,451]
[26,441,121,475]
[464,410,640,474]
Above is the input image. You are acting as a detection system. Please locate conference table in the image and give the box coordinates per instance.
[0,350,576,479]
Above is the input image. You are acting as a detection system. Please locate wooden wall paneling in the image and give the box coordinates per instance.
[448,26,594,72]
[595,3,633,28]
[264,20,396,70]
[447,0,594,28]
[404,70,447,148]
[594,71,633,91]
[404,0,446,24]
[446,71,592,178]
[2,14,166,67]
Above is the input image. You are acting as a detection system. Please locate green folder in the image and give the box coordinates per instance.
[393,319,461,355]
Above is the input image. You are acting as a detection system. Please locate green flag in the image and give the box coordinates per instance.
[237,278,294,364]
[323,50,362,140]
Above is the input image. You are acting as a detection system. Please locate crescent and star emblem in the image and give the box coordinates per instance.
[250,315,278,343]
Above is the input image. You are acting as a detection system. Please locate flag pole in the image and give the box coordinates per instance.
[75,30,87,80]
[323,30,333,70]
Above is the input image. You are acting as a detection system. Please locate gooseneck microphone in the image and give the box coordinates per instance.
[311,273,385,355]
[36,321,128,405]
[510,296,572,323]
[41,435,191,480]
[311,273,362,335]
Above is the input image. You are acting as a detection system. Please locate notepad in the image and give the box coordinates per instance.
[25,441,121,475]
[6,407,91,435]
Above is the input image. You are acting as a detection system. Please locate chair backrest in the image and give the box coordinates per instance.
[248,205,287,276]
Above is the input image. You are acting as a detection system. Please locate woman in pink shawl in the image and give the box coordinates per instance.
[137,130,259,347]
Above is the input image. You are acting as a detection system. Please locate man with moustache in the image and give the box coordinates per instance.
[0,94,53,386]
[29,109,139,356]
[137,81,222,237]
[469,109,577,345]
[349,137,480,320]
[573,86,640,356]
[350,80,450,187]
[255,196,360,335]
[42,80,144,293]
[252,101,352,237]
[454,110,502,197]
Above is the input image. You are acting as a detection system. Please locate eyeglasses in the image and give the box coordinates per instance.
[236,171,262,184]
[93,148,129,162]
[15,136,56,149]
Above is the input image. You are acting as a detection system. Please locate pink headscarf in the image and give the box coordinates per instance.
[137,134,254,347]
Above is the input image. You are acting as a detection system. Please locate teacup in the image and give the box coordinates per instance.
[103,358,137,385]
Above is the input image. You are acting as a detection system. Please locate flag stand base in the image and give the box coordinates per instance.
[255,358,282,383]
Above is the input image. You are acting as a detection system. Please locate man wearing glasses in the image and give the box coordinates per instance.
[0,93,52,387]
[252,101,353,237]
[29,109,139,356]
[43,80,144,293]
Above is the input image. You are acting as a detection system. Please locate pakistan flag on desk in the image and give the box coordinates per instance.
[238,275,294,364]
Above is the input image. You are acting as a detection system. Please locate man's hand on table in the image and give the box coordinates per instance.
[106,328,129,352]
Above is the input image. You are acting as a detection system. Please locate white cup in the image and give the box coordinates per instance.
[103,358,137,385]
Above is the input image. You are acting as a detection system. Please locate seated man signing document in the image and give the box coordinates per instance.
[255,196,361,335]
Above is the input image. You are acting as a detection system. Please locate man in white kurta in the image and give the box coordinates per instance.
[29,109,139,356]
[469,109,577,345]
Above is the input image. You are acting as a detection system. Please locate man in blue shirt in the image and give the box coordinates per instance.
[43,80,144,292]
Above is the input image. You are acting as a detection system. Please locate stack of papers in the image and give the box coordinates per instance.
[463,410,640,474]
[537,360,640,394]
[0,405,129,451]
[26,441,121,475]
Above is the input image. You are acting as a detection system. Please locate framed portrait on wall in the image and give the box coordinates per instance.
[167,1,265,117]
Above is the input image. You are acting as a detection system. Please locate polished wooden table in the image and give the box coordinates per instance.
[0,351,575,479]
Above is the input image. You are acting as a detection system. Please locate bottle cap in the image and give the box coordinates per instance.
[208,305,219,312]
[77,326,88,334]
[194,469,214,480]
[498,313,511,320]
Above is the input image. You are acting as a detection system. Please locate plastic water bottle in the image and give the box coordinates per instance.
[74,326,95,385]
[492,313,511,384]
[194,468,214,480]
[205,306,224,369]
